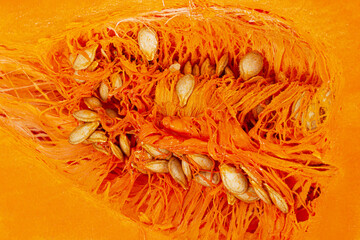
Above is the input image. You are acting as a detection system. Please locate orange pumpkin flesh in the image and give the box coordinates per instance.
[0,0,359,239]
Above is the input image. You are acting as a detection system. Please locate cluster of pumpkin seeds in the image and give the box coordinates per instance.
[67,26,292,213]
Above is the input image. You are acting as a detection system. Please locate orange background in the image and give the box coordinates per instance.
[0,0,359,239]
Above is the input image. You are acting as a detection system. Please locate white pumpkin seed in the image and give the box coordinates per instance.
[86,61,98,71]
[169,62,181,72]
[109,141,124,161]
[145,160,169,173]
[72,110,99,122]
[92,142,109,155]
[249,179,272,205]
[105,108,119,118]
[216,54,229,76]
[193,172,220,187]
[138,27,158,61]
[68,121,100,145]
[131,162,147,174]
[181,160,192,182]
[110,73,123,89]
[84,97,102,109]
[176,74,195,107]
[70,44,98,70]
[74,70,85,83]
[87,130,107,143]
[168,157,188,189]
[142,143,171,159]
[183,61,192,74]
[224,66,234,77]
[264,183,289,213]
[119,134,131,157]
[187,154,214,170]
[226,191,237,205]
[219,164,248,195]
[233,186,260,203]
[99,82,109,102]
[239,51,264,80]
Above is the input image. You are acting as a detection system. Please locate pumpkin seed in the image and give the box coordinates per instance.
[86,61,98,71]
[72,109,99,122]
[131,162,147,174]
[109,141,124,161]
[192,64,200,76]
[68,121,100,145]
[74,70,85,83]
[87,130,107,143]
[249,179,272,205]
[201,58,214,75]
[99,82,109,102]
[142,143,171,159]
[168,157,188,189]
[101,48,110,62]
[138,27,158,61]
[183,61,192,74]
[181,160,192,182]
[169,62,181,72]
[145,160,169,173]
[119,134,131,157]
[219,164,248,195]
[176,74,195,107]
[239,51,264,80]
[226,191,237,205]
[70,44,98,70]
[105,108,118,118]
[233,186,260,203]
[84,97,102,109]
[224,66,234,77]
[193,172,220,187]
[92,142,109,155]
[134,149,153,161]
[110,73,123,89]
[187,154,214,170]
[264,183,289,213]
[216,54,229,76]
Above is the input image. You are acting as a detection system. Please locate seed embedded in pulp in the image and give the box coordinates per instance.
[168,157,188,189]
[145,160,169,173]
[169,62,181,72]
[138,27,158,61]
[99,82,109,102]
[194,171,220,187]
[264,183,289,213]
[119,134,131,157]
[110,73,123,89]
[142,143,171,159]
[68,121,100,145]
[216,54,229,76]
[192,64,200,76]
[72,109,99,122]
[176,74,195,107]
[239,51,264,80]
[181,160,192,182]
[187,154,214,170]
[84,97,102,109]
[219,164,248,195]
[70,44,99,70]
[109,141,124,161]
[183,61,192,74]
[233,185,260,203]
[87,130,107,143]
[249,179,272,205]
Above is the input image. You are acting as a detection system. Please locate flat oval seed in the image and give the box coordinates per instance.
[168,157,188,189]
[138,27,158,61]
[194,172,220,187]
[110,73,123,89]
[187,154,214,170]
[200,58,211,75]
[192,64,200,76]
[183,61,192,74]
[92,142,110,155]
[69,121,100,145]
[216,54,229,76]
[249,179,272,205]
[87,130,107,143]
[224,66,234,77]
[219,164,248,194]
[109,141,124,161]
[142,143,171,159]
[105,108,119,118]
[71,44,98,70]
[84,97,102,109]
[119,134,131,157]
[234,186,260,203]
[264,184,289,213]
[86,61,98,71]
[74,70,85,83]
[99,82,109,102]
[181,160,192,182]
[176,74,195,107]
[131,162,147,174]
[239,51,264,80]
[169,62,181,72]
[72,110,99,122]
[145,160,169,173]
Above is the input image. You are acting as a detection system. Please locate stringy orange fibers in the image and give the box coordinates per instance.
[0,4,339,240]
